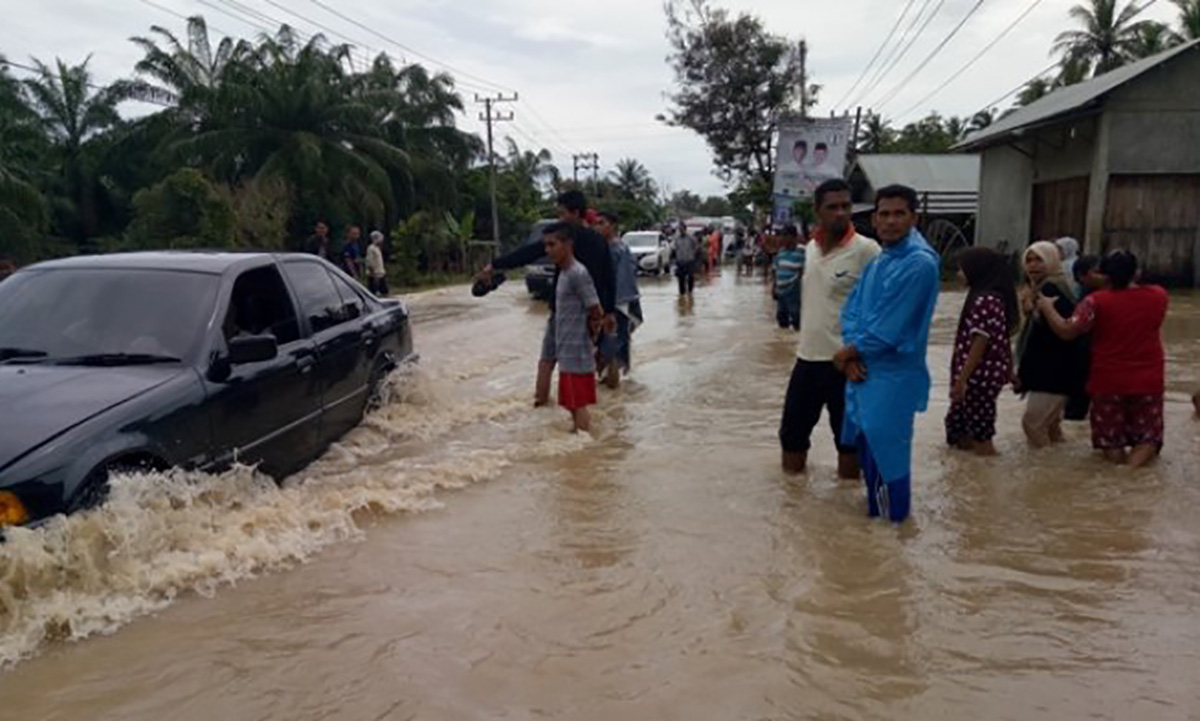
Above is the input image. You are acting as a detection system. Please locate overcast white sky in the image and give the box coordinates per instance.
[0,0,1182,197]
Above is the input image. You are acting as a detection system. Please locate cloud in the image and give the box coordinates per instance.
[2,0,1184,199]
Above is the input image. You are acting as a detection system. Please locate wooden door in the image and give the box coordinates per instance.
[1030,177,1089,241]
[1103,174,1200,283]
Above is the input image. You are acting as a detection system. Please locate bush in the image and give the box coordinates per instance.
[224,178,292,251]
[126,168,235,250]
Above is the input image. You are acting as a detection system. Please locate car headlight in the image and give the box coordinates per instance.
[0,491,30,528]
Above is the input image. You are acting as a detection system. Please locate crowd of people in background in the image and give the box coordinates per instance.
[304,220,389,296]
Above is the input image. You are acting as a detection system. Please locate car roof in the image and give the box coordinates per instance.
[25,251,309,275]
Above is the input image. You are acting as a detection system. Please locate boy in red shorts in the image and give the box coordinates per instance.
[1038,250,1168,468]
[543,222,604,432]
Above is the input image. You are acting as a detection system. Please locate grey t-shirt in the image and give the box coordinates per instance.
[555,261,601,374]
[675,234,699,264]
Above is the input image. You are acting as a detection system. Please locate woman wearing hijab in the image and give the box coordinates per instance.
[1056,237,1081,296]
[1015,241,1088,447]
[945,247,1019,456]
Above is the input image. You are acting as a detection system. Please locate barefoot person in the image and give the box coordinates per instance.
[543,223,604,432]
[1037,250,1168,468]
[780,179,879,478]
[594,211,642,389]
[834,185,940,523]
[476,190,615,406]
[945,248,1018,456]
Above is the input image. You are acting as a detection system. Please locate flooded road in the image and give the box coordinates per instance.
[3,270,1200,720]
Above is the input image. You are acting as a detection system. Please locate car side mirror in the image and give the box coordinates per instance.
[228,335,278,365]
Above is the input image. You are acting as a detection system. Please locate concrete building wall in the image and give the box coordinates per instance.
[974,143,1033,250]
[1105,51,1200,174]
[1029,117,1098,183]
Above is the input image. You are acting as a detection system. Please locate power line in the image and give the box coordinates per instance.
[850,0,943,108]
[832,0,921,113]
[304,0,515,94]
[892,0,1048,121]
[1,58,174,107]
[873,0,991,112]
[972,60,1059,116]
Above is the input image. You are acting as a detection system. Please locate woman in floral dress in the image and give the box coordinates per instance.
[945,247,1019,456]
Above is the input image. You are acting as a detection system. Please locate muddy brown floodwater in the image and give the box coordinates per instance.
[2,271,1200,720]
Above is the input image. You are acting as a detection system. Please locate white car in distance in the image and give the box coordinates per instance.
[622,231,671,276]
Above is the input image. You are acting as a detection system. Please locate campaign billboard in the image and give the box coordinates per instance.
[773,117,853,202]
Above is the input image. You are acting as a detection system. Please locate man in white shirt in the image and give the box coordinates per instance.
[779,178,880,478]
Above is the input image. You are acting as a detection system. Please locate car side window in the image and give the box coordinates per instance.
[330,274,366,321]
[224,265,301,345]
[282,261,346,333]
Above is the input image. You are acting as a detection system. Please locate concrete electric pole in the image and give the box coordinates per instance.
[477,92,518,243]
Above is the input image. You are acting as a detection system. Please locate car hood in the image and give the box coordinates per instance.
[0,365,184,472]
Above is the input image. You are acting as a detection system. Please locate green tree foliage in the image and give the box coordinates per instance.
[1176,0,1200,40]
[0,58,48,261]
[856,114,895,154]
[2,15,669,279]
[21,57,129,245]
[125,168,235,249]
[1053,0,1161,76]
[662,0,810,187]
[610,158,657,202]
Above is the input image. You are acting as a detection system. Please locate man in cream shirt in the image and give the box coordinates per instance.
[779,178,880,478]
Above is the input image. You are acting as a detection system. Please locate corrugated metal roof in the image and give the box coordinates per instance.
[955,39,1200,151]
[852,154,980,193]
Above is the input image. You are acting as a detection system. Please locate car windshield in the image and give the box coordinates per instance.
[625,234,659,249]
[0,268,220,362]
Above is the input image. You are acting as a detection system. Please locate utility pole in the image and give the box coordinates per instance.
[572,152,599,195]
[476,92,518,244]
[798,39,809,119]
[852,106,863,155]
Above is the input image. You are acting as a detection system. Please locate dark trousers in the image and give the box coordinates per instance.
[676,261,696,295]
[775,285,800,329]
[779,359,854,454]
[368,276,389,296]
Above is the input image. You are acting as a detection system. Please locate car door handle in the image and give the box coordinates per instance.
[296,356,316,375]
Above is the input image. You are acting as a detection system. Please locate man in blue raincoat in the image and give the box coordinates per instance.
[833,185,940,523]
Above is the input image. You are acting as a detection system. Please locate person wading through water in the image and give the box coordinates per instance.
[779,178,879,478]
[834,185,940,524]
[476,190,616,407]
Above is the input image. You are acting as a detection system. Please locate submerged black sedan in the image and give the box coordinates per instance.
[0,252,413,530]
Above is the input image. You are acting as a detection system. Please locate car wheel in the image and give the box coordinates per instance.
[366,355,397,413]
[69,457,160,513]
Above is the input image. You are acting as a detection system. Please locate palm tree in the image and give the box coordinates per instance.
[128,15,250,120]
[176,29,409,229]
[968,108,997,133]
[503,138,557,189]
[943,116,968,144]
[856,113,893,154]
[1053,0,1159,76]
[1173,0,1200,40]
[1126,22,1182,59]
[22,57,127,243]
[610,158,655,201]
[355,55,481,219]
[1017,77,1055,106]
[0,59,48,258]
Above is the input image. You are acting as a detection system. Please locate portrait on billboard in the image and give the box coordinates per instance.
[773,118,852,199]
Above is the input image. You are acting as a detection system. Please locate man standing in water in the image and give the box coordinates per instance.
[834,185,939,523]
[674,230,699,296]
[780,179,880,478]
[477,190,616,406]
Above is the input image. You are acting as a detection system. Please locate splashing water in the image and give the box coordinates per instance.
[0,365,589,667]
